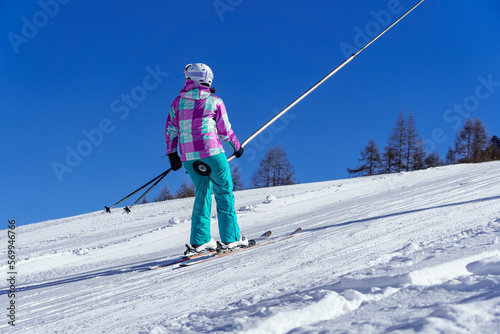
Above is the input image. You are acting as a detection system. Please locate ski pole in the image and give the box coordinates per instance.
[104,168,171,213]
[227,0,424,162]
[123,168,172,213]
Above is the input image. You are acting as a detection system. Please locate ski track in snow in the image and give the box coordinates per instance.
[1,162,500,333]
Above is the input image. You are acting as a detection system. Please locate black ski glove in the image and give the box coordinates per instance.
[168,153,182,171]
[234,147,244,158]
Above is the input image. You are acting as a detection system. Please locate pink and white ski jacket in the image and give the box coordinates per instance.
[165,79,241,161]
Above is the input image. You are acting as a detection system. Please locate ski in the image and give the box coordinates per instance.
[148,230,272,270]
[179,227,302,268]
[147,251,214,270]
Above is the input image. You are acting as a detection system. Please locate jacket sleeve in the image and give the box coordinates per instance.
[165,100,179,154]
[215,97,241,151]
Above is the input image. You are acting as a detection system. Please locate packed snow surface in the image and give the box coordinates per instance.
[2,162,500,333]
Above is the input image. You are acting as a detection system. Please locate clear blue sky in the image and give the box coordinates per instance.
[2,0,499,226]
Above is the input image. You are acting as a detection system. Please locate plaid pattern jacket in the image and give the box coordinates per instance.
[165,80,241,161]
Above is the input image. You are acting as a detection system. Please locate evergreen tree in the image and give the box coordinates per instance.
[140,196,148,204]
[251,144,295,188]
[347,138,382,177]
[231,164,245,191]
[175,180,195,198]
[154,183,175,202]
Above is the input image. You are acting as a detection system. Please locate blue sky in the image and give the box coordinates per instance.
[2,0,499,226]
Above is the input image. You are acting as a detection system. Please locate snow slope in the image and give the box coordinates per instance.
[2,161,500,333]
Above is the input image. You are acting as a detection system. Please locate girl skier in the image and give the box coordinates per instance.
[165,63,247,254]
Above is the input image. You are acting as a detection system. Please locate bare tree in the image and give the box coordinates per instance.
[406,111,420,170]
[445,146,457,165]
[486,136,500,161]
[411,139,427,170]
[492,135,500,149]
[231,164,245,191]
[382,143,398,173]
[454,117,489,163]
[486,135,500,161]
[425,151,443,168]
[387,110,406,172]
[454,117,474,163]
[175,180,195,198]
[154,183,175,202]
[347,138,382,177]
[251,144,295,188]
[471,118,489,162]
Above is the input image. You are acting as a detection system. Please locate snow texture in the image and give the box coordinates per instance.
[2,161,500,333]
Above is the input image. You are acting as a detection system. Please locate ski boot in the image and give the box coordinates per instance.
[216,236,249,254]
[183,238,217,258]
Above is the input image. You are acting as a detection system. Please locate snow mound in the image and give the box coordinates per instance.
[238,205,253,212]
[163,286,400,333]
[147,325,167,334]
[466,257,500,276]
[168,217,181,225]
[245,287,399,334]
[72,248,90,256]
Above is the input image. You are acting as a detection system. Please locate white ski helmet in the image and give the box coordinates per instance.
[183,63,214,86]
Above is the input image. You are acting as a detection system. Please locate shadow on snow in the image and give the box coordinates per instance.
[306,195,500,233]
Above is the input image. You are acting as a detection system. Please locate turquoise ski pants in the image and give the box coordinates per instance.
[183,152,240,245]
